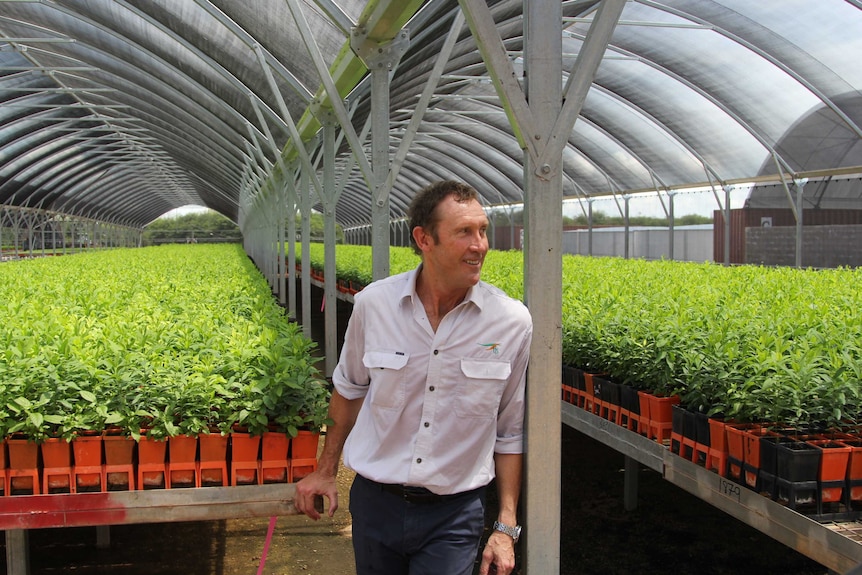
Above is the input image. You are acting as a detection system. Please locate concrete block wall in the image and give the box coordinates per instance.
[745,224,862,268]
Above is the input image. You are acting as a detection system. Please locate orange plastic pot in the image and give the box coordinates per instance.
[808,439,852,503]
[168,435,198,487]
[561,383,576,405]
[261,431,290,484]
[742,427,776,490]
[7,435,39,494]
[290,430,320,482]
[41,437,73,493]
[230,431,261,485]
[706,418,729,476]
[646,394,680,424]
[725,423,759,482]
[103,434,135,465]
[103,430,136,490]
[840,438,862,501]
[291,430,319,459]
[72,433,104,492]
[137,434,167,489]
[199,432,229,486]
[645,393,680,443]
[582,373,601,414]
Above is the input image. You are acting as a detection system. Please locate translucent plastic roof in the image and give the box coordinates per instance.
[1,0,861,228]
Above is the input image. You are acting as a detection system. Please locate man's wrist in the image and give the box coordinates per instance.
[492,520,522,543]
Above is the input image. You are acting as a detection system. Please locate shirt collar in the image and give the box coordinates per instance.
[400,264,485,311]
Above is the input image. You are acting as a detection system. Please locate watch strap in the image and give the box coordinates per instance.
[492,520,522,542]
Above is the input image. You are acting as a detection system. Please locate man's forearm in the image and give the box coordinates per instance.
[493,452,522,525]
[316,390,362,476]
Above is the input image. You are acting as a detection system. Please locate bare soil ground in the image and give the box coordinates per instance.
[3,426,830,575]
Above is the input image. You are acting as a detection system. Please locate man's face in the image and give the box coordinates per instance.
[420,195,489,290]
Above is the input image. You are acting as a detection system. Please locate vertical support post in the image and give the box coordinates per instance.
[271,194,279,292]
[13,208,21,253]
[368,51,392,281]
[522,2,563,574]
[668,191,676,260]
[278,181,287,307]
[96,525,110,549]
[623,195,630,259]
[623,455,639,511]
[266,197,274,289]
[722,185,732,265]
[351,27,408,281]
[6,529,29,575]
[286,180,298,319]
[300,169,312,339]
[321,113,339,378]
[794,179,807,268]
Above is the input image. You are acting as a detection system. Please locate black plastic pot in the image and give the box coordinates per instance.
[600,378,621,407]
[620,385,640,414]
[775,440,821,509]
[671,404,686,455]
[776,441,821,481]
[683,409,698,441]
[561,365,581,389]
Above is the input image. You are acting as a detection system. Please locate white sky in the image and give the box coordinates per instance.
[563,185,751,219]
[159,205,212,219]
[161,185,753,222]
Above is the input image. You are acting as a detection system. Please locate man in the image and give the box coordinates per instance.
[295,180,532,575]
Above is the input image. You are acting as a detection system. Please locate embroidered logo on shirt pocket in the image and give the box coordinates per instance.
[456,358,512,418]
[363,351,410,410]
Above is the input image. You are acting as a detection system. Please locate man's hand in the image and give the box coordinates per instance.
[479,531,516,575]
[294,470,338,520]
[293,391,360,520]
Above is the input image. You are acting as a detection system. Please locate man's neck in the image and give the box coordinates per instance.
[415,267,468,331]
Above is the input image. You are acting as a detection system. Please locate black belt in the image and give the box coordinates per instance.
[363,476,476,504]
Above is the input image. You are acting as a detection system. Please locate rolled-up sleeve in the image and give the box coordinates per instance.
[495,321,532,454]
[332,294,371,401]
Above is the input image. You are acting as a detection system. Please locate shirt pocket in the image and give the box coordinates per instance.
[363,351,410,410]
[455,358,512,419]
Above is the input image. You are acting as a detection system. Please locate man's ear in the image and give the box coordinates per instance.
[412,226,431,252]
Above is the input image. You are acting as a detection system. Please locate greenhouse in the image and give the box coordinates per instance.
[2,1,862,574]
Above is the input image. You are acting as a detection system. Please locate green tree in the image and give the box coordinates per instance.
[143,211,242,245]
[507,208,712,227]
[295,212,344,243]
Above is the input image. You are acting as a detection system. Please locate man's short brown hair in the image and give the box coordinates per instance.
[407,181,480,255]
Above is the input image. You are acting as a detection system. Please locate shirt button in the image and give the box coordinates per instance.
[429,386,435,391]
[424,422,430,427]
[416,458,422,464]
[433,349,439,355]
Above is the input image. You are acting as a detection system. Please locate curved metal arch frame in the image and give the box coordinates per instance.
[0,0,860,228]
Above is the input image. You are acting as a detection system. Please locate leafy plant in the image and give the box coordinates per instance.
[295,243,862,430]
[0,244,329,441]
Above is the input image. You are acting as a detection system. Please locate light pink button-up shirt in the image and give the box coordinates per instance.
[333,267,533,495]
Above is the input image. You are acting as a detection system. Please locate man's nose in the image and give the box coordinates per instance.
[470,231,488,250]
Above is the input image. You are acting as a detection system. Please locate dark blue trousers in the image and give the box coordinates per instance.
[350,474,487,575]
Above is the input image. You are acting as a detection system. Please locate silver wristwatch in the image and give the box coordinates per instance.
[493,520,522,543]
